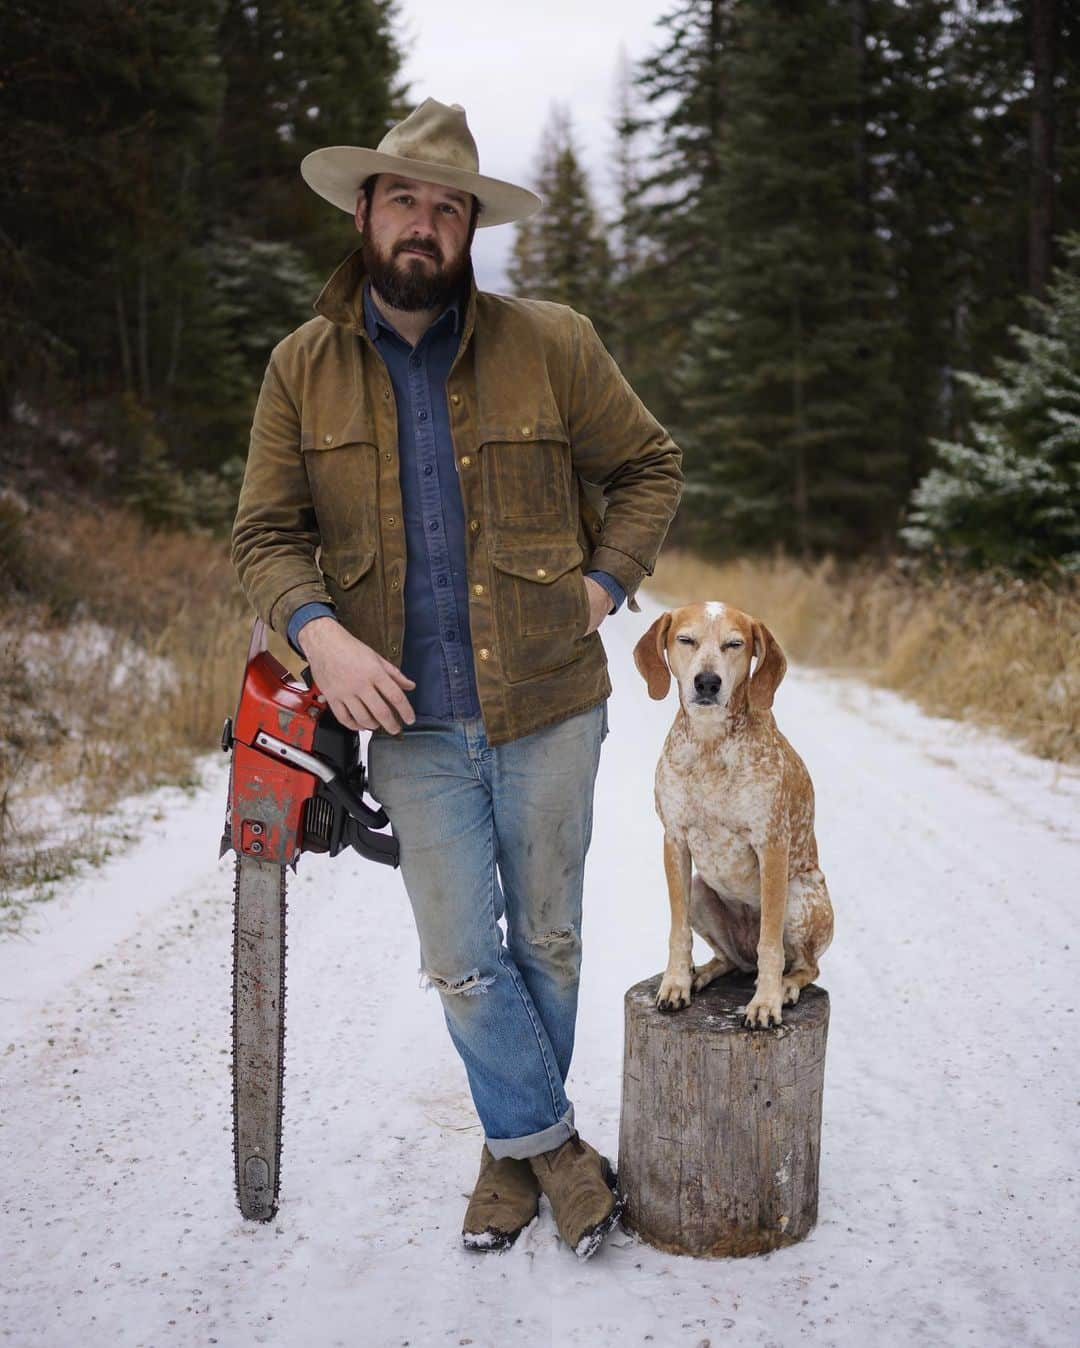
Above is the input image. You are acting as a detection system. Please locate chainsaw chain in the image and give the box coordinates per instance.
[231,854,287,1221]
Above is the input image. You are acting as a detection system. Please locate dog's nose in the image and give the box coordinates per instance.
[694,671,722,699]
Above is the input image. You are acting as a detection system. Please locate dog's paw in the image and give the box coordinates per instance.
[742,991,783,1029]
[781,978,802,1006]
[656,968,693,1012]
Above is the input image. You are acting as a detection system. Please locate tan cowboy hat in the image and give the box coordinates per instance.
[300,98,542,228]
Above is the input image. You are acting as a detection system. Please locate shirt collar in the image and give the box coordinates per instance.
[362,278,462,344]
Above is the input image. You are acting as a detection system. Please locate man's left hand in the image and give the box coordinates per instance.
[582,575,613,635]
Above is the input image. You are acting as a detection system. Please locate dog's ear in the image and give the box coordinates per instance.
[633,612,673,700]
[748,620,787,710]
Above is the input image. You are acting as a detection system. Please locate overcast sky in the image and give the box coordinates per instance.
[395,0,673,288]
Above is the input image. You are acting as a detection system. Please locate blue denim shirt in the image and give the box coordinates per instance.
[288,282,627,717]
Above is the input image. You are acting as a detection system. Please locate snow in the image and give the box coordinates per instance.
[2,590,1078,1347]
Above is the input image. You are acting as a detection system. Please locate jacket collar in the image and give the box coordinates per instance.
[313,245,477,349]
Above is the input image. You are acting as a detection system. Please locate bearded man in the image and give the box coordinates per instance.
[231,99,682,1259]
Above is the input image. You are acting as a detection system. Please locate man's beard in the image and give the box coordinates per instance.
[361,233,469,312]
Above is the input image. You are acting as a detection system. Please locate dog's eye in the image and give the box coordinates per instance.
[723,640,744,650]
[676,635,696,645]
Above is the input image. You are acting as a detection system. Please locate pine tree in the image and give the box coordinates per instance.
[508,105,613,334]
[620,0,732,433]
[0,0,403,495]
[213,0,404,274]
[0,0,226,419]
[900,230,1080,574]
[670,0,905,559]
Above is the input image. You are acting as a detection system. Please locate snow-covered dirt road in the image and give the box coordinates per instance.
[2,591,1078,1348]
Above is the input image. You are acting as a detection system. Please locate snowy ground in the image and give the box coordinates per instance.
[2,591,1078,1348]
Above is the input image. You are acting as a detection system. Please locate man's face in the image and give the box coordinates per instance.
[355,174,475,311]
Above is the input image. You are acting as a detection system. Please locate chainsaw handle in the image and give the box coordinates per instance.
[322,775,390,831]
[247,617,271,662]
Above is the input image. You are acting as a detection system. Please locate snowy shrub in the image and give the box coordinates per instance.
[901,231,1080,575]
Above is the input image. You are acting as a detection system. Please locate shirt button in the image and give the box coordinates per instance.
[429,520,439,531]
[452,666,460,674]
[478,647,491,661]
[418,410,428,421]
[459,455,471,468]
[323,433,334,445]
[472,584,484,596]
[446,631,456,641]
[410,355,421,368]
[469,519,480,532]
[437,575,447,586]
[423,464,433,476]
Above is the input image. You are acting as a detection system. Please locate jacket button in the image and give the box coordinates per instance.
[390,643,399,654]
[593,521,603,533]
[469,519,480,532]
[472,583,484,596]
[342,571,352,584]
[391,579,400,591]
[387,515,396,526]
[459,455,471,467]
[383,387,391,399]
[383,451,392,462]
[478,647,491,661]
[521,425,532,437]
[323,433,334,445]
[535,567,547,578]
[451,393,461,406]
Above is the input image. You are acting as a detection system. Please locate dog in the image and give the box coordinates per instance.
[633,601,833,1028]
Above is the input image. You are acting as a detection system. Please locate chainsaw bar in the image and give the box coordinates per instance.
[232,853,287,1222]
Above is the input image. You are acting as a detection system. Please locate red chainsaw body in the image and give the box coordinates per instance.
[228,625,324,867]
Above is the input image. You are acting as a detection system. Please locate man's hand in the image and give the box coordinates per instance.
[583,575,613,635]
[299,617,416,733]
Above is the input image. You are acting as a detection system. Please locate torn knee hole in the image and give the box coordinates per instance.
[530,927,576,948]
[417,966,496,996]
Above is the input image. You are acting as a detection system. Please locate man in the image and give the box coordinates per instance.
[231,98,682,1259]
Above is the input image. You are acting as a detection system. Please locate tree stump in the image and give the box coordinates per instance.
[618,970,830,1257]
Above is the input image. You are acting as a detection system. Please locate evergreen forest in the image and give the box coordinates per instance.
[511,0,1080,575]
[3,0,1078,576]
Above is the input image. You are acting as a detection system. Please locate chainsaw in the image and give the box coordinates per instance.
[218,618,399,1221]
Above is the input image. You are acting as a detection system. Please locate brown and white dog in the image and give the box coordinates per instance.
[633,602,834,1028]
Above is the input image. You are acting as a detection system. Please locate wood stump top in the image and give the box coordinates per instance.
[625,970,830,1038]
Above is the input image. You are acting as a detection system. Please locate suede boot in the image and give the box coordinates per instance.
[527,1130,625,1259]
[462,1144,541,1251]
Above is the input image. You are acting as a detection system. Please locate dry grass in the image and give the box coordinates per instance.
[644,548,1080,764]
[4,497,1076,920]
[0,496,252,918]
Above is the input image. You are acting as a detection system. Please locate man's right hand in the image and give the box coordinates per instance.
[298,617,416,734]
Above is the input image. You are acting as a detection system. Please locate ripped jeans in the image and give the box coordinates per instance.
[366,700,608,1159]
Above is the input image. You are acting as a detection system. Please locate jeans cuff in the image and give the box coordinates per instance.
[484,1103,576,1161]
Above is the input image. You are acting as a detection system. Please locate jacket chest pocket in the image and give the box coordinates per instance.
[301,412,380,548]
[481,420,573,527]
[490,540,589,683]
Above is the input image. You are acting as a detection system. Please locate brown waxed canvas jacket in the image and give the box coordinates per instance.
[231,247,683,746]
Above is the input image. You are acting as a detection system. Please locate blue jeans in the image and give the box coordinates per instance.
[366,699,608,1159]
